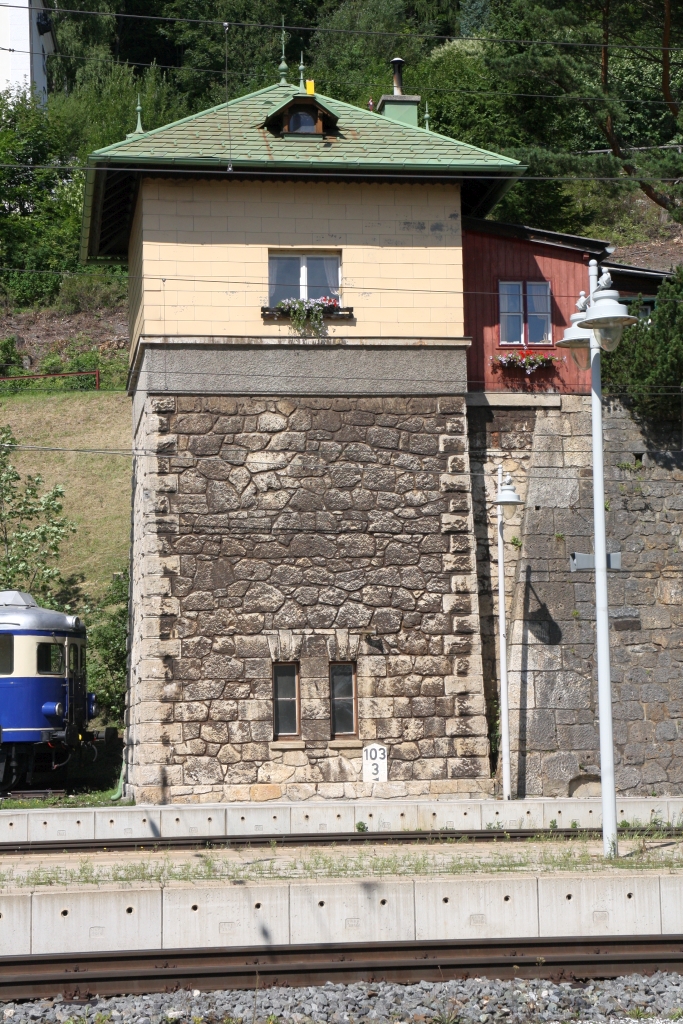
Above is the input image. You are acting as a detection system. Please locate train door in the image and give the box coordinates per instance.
[67,641,85,741]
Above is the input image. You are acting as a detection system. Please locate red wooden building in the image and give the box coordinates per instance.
[463,218,668,395]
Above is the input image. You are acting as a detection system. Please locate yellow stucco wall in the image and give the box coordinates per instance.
[128,196,144,347]
[129,178,463,348]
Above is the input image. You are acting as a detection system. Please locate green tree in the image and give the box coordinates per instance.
[602,267,683,421]
[0,426,76,599]
[308,0,428,106]
[87,569,129,724]
[0,88,82,306]
[0,0,680,300]
[48,60,189,163]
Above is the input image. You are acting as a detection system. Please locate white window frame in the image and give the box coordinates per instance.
[499,281,524,346]
[498,280,552,346]
[269,253,341,304]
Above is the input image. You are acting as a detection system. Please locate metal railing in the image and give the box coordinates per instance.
[0,370,100,389]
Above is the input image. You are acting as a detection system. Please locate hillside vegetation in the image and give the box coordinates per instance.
[0,392,131,601]
[0,0,678,311]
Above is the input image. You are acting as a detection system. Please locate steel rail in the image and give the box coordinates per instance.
[2,935,683,1000]
[0,826,678,856]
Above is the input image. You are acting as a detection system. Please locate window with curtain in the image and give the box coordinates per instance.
[499,281,552,345]
[331,663,356,736]
[273,663,299,738]
[268,254,340,306]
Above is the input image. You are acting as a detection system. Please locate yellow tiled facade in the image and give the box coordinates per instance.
[129,179,464,348]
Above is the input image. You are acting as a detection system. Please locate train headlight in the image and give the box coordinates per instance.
[42,701,64,718]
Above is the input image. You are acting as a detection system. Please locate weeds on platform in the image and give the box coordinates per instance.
[2,833,683,889]
[0,792,134,809]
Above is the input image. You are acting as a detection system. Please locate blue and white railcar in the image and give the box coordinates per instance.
[0,590,95,788]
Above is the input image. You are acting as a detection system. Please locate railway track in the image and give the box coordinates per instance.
[0,826,677,855]
[2,935,683,1000]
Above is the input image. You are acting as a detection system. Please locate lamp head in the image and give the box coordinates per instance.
[495,473,524,519]
[556,309,592,369]
[580,289,637,352]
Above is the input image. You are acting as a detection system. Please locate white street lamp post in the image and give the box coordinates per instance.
[494,468,524,801]
[558,258,636,858]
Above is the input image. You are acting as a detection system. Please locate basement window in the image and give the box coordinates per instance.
[269,254,340,306]
[330,663,357,737]
[273,663,299,738]
[499,281,552,345]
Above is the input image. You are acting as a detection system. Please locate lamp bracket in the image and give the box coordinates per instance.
[570,551,621,572]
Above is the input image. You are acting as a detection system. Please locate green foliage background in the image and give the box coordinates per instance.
[602,267,683,422]
[0,0,676,314]
[87,569,129,724]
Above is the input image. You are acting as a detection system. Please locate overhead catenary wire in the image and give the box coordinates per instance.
[0,266,672,304]
[0,161,680,181]
[0,446,678,470]
[9,3,683,52]
[4,46,681,108]
[4,383,683,400]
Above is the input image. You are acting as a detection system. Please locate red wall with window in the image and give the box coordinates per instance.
[463,227,592,394]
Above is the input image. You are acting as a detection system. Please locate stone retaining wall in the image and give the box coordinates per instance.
[469,396,683,798]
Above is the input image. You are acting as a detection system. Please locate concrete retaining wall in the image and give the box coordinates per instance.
[4,874,683,956]
[1,797,678,843]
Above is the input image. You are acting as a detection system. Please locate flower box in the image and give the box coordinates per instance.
[492,349,563,376]
[261,305,354,320]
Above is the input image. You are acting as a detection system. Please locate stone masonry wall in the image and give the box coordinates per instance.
[469,396,683,798]
[127,393,493,803]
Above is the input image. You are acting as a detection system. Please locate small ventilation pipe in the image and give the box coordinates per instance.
[391,56,405,95]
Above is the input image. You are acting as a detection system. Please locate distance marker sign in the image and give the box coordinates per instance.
[362,742,388,783]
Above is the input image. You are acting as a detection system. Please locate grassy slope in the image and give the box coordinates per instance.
[0,392,132,601]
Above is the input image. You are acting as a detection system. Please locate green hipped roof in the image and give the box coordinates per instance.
[81,81,524,261]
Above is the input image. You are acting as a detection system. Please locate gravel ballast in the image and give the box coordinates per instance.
[2,973,683,1023]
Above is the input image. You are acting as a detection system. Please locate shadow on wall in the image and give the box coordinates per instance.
[517,565,562,798]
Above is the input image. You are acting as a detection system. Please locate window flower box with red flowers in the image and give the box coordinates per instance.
[491,349,563,376]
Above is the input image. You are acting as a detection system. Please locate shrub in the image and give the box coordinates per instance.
[0,425,76,600]
[57,271,127,313]
[0,336,26,376]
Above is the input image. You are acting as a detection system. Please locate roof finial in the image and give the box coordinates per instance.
[279,15,288,85]
[424,101,430,131]
[299,51,305,91]
[126,94,144,138]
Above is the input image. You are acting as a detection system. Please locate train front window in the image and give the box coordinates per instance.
[0,635,13,674]
[37,642,65,674]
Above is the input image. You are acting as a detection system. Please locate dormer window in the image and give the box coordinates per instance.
[264,93,339,138]
[289,107,317,134]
